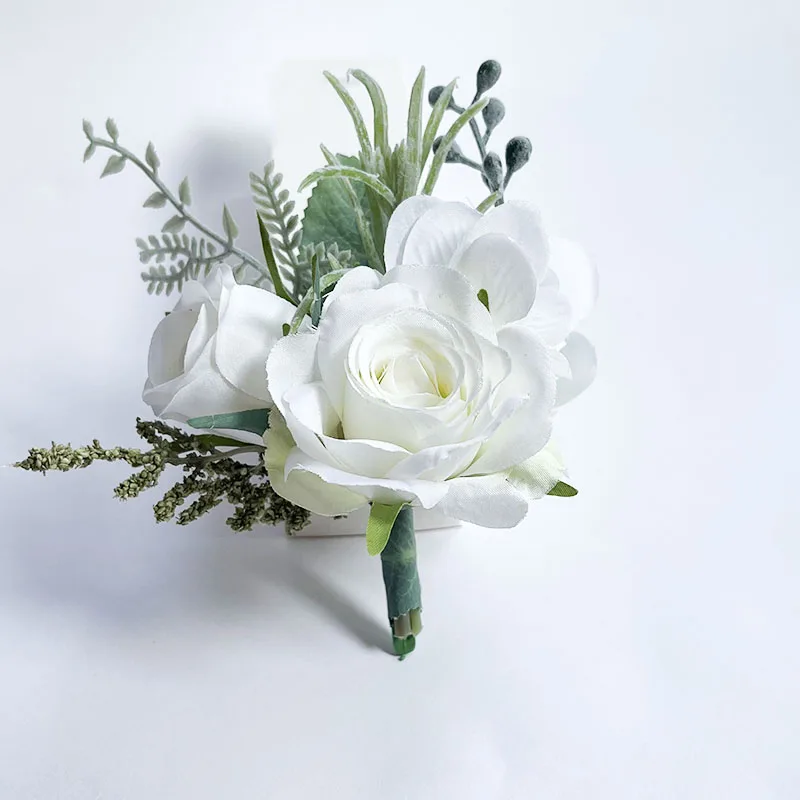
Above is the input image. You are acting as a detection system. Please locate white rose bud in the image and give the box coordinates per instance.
[143,265,295,428]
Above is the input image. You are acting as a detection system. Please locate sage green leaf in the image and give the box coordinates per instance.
[83,142,96,162]
[421,78,456,171]
[300,155,371,267]
[299,165,396,206]
[289,289,313,333]
[366,503,404,556]
[349,69,389,158]
[145,141,160,172]
[256,213,293,303]
[323,71,372,157]
[105,117,119,142]
[423,97,488,194]
[143,191,167,209]
[379,506,421,620]
[82,119,94,139]
[100,155,126,177]
[161,215,186,234]
[477,288,490,311]
[404,66,426,197]
[178,177,191,206]
[222,204,238,242]
[548,481,578,497]
[187,409,270,437]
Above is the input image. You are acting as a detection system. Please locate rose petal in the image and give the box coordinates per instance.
[146,308,200,386]
[433,474,528,528]
[316,283,420,415]
[264,413,367,516]
[386,439,482,482]
[325,265,381,304]
[284,450,449,509]
[402,201,481,266]
[556,332,597,406]
[266,332,320,419]
[505,440,566,501]
[383,196,442,268]
[548,237,598,326]
[215,284,295,403]
[453,233,537,327]
[461,201,549,281]
[383,264,496,343]
[467,325,555,474]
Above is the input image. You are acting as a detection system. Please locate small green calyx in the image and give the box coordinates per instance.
[477,288,490,312]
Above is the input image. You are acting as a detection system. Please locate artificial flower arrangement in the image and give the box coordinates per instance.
[12,60,597,658]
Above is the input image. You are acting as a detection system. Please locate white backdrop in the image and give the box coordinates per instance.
[1,1,798,798]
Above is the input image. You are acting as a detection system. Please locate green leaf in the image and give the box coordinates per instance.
[348,69,390,158]
[423,97,488,195]
[310,251,321,326]
[105,117,119,142]
[145,141,160,172]
[323,71,372,156]
[83,142,96,162]
[143,191,167,209]
[366,503,404,556]
[421,78,456,171]
[194,434,254,449]
[548,481,578,497]
[187,409,270,437]
[256,213,293,303]
[161,215,185,234]
[476,191,502,213]
[299,165,396,206]
[477,288,490,311]
[178,177,191,206]
[404,66,426,198]
[100,155,126,177]
[300,155,372,267]
[82,119,94,139]
[222,204,238,242]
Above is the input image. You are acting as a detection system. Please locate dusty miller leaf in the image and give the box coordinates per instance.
[162,215,186,234]
[143,191,167,209]
[145,142,160,172]
[222,204,238,242]
[100,155,126,177]
[178,177,191,206]
[105,117,119,142]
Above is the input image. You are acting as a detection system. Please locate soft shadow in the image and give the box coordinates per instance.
[177,126,276,278]
[266,547,391,653]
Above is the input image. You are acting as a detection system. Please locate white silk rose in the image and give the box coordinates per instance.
[265,264,565,527]
[143,265,295,432]
[384,196,598,406]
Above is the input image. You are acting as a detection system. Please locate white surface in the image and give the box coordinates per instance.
[1,1,799,798]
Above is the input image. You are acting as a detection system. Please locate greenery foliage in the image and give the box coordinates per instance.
[15,419,310,534]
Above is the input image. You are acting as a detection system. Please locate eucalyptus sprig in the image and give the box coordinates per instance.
[82,119,292,296]
[428,59,532,208]
[14,419,310,534]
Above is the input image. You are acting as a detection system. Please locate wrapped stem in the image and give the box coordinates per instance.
[379,506,422,658]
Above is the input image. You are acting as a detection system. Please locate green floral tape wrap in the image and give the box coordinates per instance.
[380,506,421,621]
